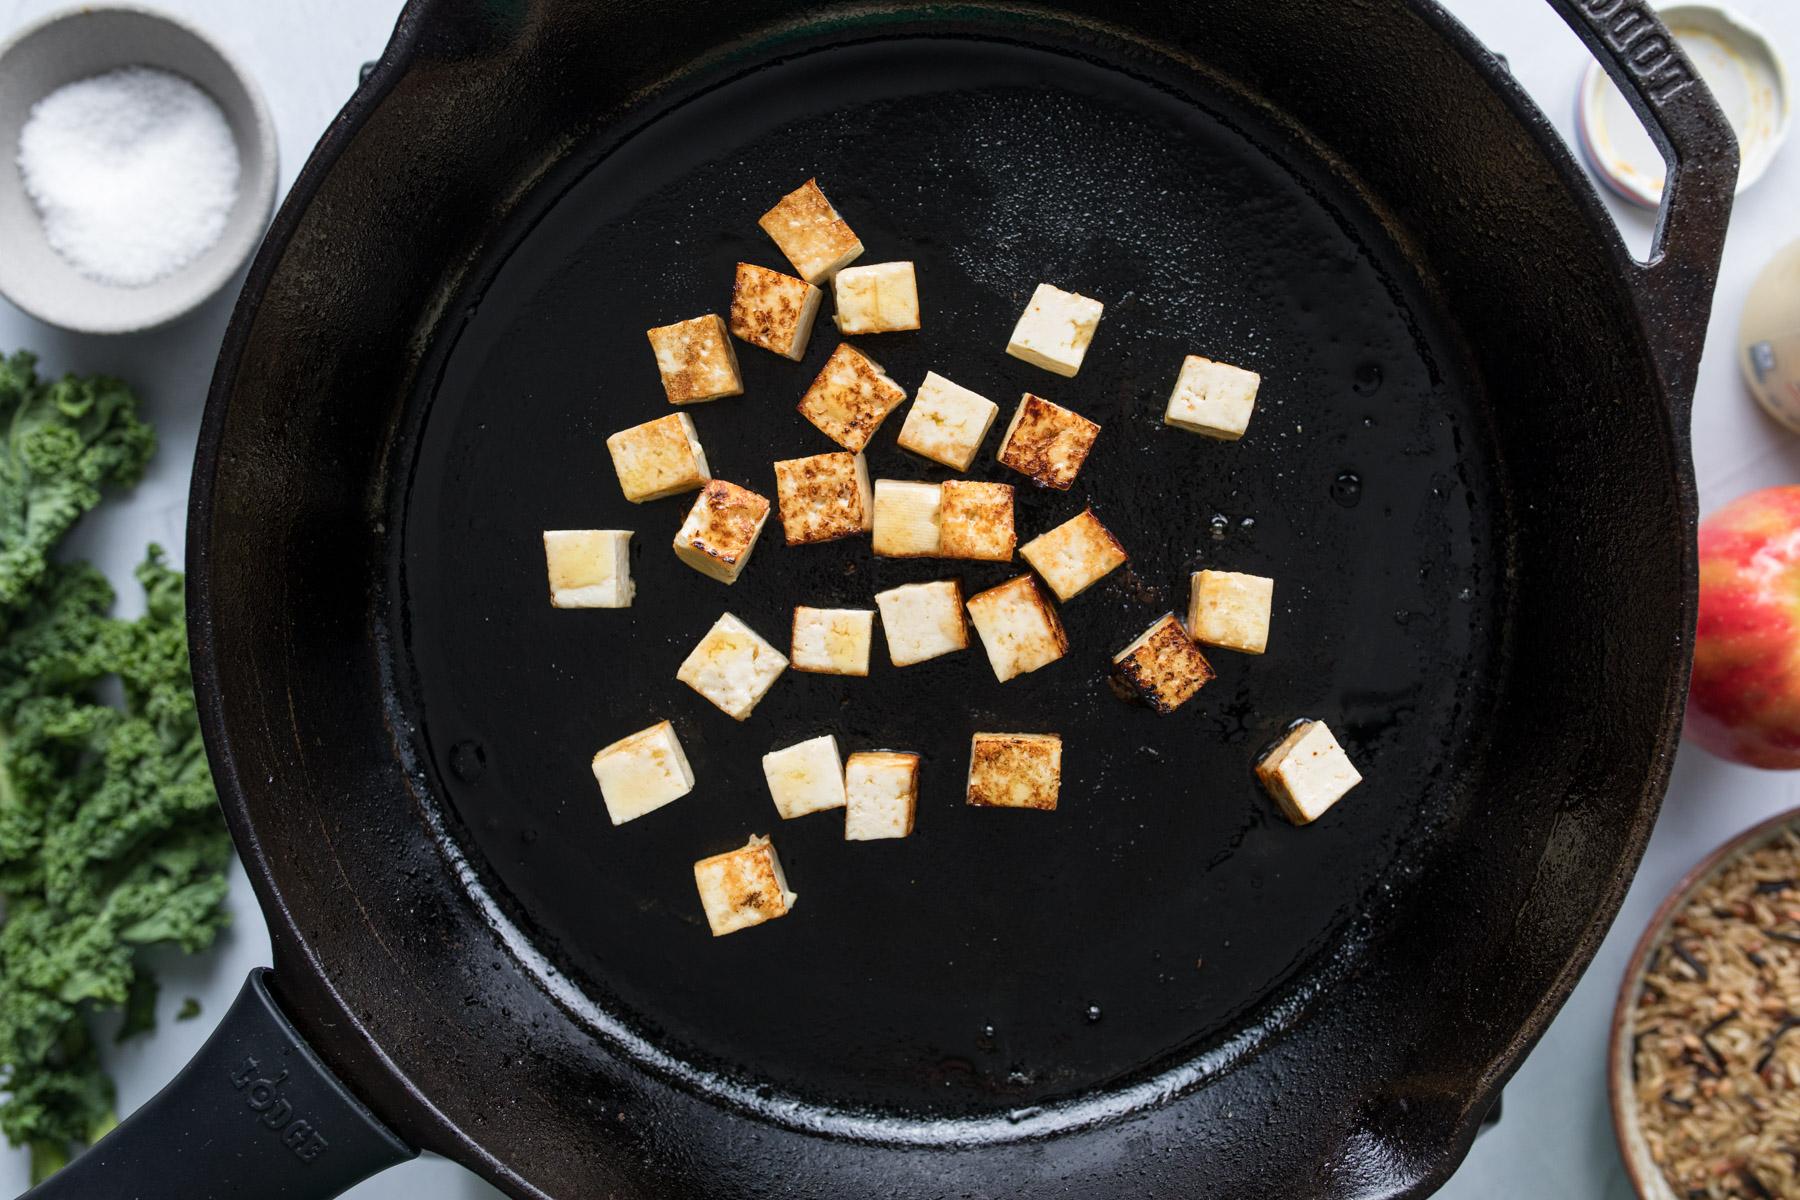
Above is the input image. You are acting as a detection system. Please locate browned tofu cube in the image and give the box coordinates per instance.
[996,393,1101,490]
[692,835,796,936]
[757,178,864,283]
[939,480,1015,562]
[606,412,711,503]
[1111,613,1215,714]
[646,314,743,405]
[772,451,871,546]
[796,343,908,453]
[965,575,1068,682]
[729,262,823,360]
[1019,508,1128,601]
[672,480,771,584]
[966,732,1062,810]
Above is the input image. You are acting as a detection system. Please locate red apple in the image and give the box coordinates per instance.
[1687,486,1800,768]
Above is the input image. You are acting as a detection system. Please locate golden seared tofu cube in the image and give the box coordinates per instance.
[672,480,771,584]
[646,314,743,405]
[790,606,875,676]
[833,261,920,334]
[873,580,968,667]
[772,451,871,546]
[1111,614,1215,714]
[1256,720,1362,825]
[1188,570,1274,654]
[896,371,999,471]
[797,343,908,453]
[1165,355,1260,440]
[543,529,633,608]
[757,178,864,284]
[965,575,1068,682]
[938,480,1015,562]
[676,612,789,721]
[1019,508,1127,601]
[966,732,1061,810]
[607,413,711,503]
[591,720,693,825]
[996,393,1100,491]
[693,835,796,936]
[1005,283,1103,377]
[730,262,823,360]
[761,734,847,820]
[871,479,942,558]
[845,751,919,841]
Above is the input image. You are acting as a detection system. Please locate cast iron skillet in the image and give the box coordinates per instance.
[23,1,1737,1197]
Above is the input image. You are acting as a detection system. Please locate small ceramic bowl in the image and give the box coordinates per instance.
[0,5,277,334]
[1609,807,1800,1199]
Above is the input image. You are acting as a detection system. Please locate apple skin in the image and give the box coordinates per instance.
[1687,486,1800,769]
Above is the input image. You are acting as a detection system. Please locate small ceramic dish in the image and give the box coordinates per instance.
[0,5,277,334]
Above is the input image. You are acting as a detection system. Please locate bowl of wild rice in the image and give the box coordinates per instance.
[1612,810,1800,1200]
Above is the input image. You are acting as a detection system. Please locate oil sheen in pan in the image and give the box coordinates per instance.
[394,35,1503,1121]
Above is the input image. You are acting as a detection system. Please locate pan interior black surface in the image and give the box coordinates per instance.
[393,33,1504,1120]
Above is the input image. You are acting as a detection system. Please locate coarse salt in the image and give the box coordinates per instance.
[17,67,240,288]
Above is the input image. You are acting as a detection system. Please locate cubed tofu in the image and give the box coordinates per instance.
[646,314,743,405]
[996,393,1100,490]
[790,606,875,676]
[693,835,796,936]
[772,451,871,546]
[797,343,908,452]
[1255,720,1362,825]
[1111,613,1215,714]
[1188,570,1274,654]
[672,480,770,584]
[938,481,1015,562]
[896,372,999,470]
[966,732,1061,810]
[543,529,633,608]
[965,575,1068,682]
[757,178,864,284]
[606,413,711,503]
[874,580,968,667]
[1005,283,1103,377]
[591,720,693,825]
[872,479,942,558]
[676,612,789,721]
[761,734,847,820]
[1165,355,1261,440]
[845,751,919,841]
[730,262,823,360]
[1019,508,1127,601]
[833,262,920,334]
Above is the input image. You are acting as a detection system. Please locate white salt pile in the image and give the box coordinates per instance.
[17,66,240,288]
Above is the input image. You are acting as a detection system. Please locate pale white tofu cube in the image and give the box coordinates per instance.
[965,575,1068,682]
[833,262,920,334]
[1111,614,1215,714]
[1005,283,1103,377]
[797,343,908,452]
[646,314,743,405]
[1256,720,1362,825]
[676,612,789,720]
[543,530,633,608]
[790,606,874,676]
[730,262,823,360]
[874,580,968,667]
[1188,570,1274,654]
[672,480,771,584]
[1018,508,1127,601]
[772,451,871,546]
[693,835,796,936]
[938,480,1015,562]
[590,720,693,825]
[845,751,919,840]
[966,732,1061,810]
[757,178,864,283]
[896,372,999,470]
[996,393,1100,490]
[761,734,847,820]
[606,413,711,503]
[871,479,942,558]
[1165,355,1260,440]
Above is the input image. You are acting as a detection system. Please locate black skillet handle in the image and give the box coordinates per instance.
[1544,0,1740,401]
[20,970,414,1200]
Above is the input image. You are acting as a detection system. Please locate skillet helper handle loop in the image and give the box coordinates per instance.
[21,969,413,1200]
[1543,0,1740,399]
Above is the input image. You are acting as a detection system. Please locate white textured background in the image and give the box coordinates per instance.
[1,1,1797,1196]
